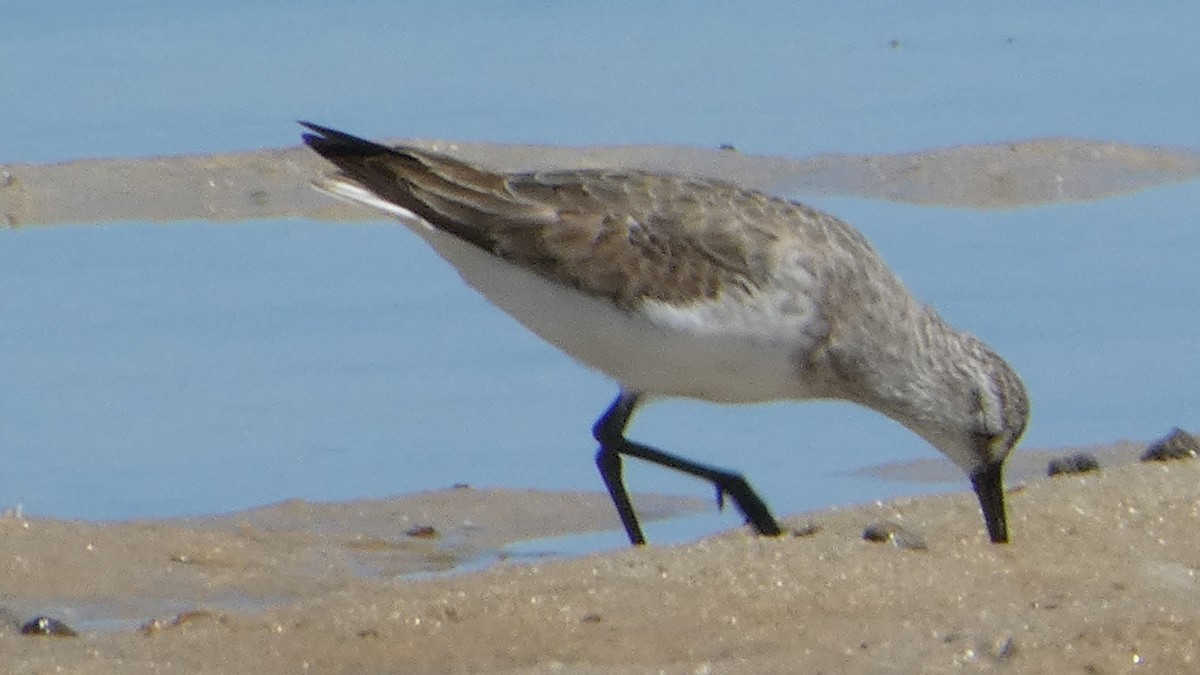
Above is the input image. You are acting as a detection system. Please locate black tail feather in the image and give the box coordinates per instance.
[299,121,396,159]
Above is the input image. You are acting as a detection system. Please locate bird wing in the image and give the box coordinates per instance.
[301,122,778,309]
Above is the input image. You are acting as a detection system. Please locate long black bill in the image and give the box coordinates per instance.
[970,460,1009,544]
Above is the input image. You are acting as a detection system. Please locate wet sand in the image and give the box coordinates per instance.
[3,438,1199,673]
[3,137,1200,228]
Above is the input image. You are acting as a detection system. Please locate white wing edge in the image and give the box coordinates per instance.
[310,176,431,230]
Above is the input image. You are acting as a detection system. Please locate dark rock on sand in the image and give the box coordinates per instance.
[1048,452,1101,476]
[1140,428,1199,462]
[20,616,77,637]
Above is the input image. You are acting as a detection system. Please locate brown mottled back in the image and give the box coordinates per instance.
[303,123,793,309]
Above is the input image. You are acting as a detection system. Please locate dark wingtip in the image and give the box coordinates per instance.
[298,121,395,159]
[299,120,354,137]
[300,120,333,151]
[299,120,332,146]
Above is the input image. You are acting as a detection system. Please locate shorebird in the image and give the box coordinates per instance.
[300,122,1029,545]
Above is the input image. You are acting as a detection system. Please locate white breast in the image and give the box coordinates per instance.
[424,224,827,403]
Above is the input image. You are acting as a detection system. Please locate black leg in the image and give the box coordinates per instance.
[592,391,783,545]
[595,442,646,545]
[593,393,646,545]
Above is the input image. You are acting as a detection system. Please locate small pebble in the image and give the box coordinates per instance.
[405,525,440,538]
[20,616,77,637]
[991,634,1017,660]
[862,521,927,550]
[1047,452,1100,477]
[1141,428,1199,462]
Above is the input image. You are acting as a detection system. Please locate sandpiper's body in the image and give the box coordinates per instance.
[301,122,1028,545]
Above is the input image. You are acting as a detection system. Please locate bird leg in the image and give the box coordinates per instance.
[592,391,783,545]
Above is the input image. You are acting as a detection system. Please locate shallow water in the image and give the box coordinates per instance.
[2,3,1198,544]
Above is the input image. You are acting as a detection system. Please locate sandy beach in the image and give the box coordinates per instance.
[8,0,1200,667]
[2,435,1199,674]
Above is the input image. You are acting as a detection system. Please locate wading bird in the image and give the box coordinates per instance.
[301,122,1028,546]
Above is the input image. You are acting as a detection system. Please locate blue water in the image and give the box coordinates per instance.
[2,3,1198,536]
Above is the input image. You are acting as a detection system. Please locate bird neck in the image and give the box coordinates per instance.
[830,304,995,466]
